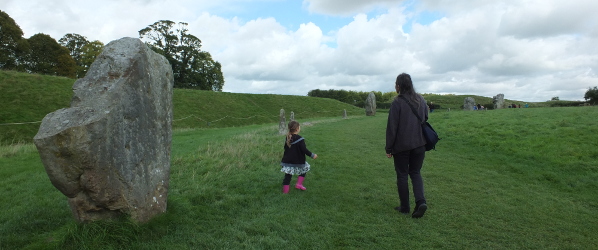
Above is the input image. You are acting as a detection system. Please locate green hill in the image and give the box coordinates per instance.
[172,89,363,129]
[0,70,363,144]
[1,71,74,145]
[0,70,582,144]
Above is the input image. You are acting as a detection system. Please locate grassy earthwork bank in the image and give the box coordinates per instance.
[0,70,363,144]
[1,105,597,249]
[3,69,578,145]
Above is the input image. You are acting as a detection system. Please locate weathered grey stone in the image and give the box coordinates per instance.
[290,111,295,121]
[463,97,476,111]
[343,109,347,119]
[278,109,286,134]
[33,37,173,223]
[365,92,376,116]
[493,94,505,109]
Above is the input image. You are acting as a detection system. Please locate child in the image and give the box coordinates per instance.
[280,121,318,193]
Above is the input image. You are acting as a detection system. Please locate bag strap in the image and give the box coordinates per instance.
[399,95,424,124]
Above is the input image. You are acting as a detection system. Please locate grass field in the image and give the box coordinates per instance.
[1,106,597,249]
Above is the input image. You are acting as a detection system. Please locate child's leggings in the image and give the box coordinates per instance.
[282,173,306,185]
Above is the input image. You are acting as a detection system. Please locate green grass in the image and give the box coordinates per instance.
[0,70,74,145]
[1,107,597,249]
[420,93,555,111]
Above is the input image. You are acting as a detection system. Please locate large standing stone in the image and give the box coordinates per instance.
[493,94,505,109]
[365,92,376,116]
[463,97,476,111]
[33,37,173,223]
[278,109,286,134]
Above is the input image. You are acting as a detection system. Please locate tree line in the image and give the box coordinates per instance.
[310,87,598,107]
[0,10,223,91]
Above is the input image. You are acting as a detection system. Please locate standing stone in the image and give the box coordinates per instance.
[463,97,476,111]
[279,109,286,134]
[493,94,505,109]
[33,37,173,223]
[290,111,295,122]
[365,92,376,116]
[343,109,347,119]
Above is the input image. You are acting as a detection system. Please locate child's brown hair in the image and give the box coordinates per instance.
[286,121,300,147]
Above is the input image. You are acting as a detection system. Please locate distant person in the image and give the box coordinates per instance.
[473,105,478,111]
[525,103,529,108]
[280,121,318,194]
[385,73,428,218]
[428,102,435,112]
[477,104,482,110]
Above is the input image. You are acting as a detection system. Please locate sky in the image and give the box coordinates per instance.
[2,0,598,102]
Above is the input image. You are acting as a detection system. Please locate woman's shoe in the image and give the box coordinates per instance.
[412,203,427,218]
[394,206,410,214]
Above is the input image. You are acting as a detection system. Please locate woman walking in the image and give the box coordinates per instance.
[385,73,428,218]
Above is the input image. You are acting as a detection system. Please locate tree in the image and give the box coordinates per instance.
[381,91,397,102]
[0,10,29,71]
[55,47,77,77]
[79,40,104,77]
[59,33,88,62]
[59,33,90,78]
[584,86,598,105]
[551,96,560,101]
[139,20,224,91]
[27,33,76,78]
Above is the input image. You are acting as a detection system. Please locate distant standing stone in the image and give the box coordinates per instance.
[493,94,505,109]
[365,92,376,116]
[33,37,173,223]
[279,109,286,134]
[463,97,476,111]
[290,111,295,121]
[343,109,347,119]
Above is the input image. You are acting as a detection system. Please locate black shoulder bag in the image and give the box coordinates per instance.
[400,96,440,151]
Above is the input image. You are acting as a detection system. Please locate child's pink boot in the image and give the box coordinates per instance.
[295,176,307,190]
[282,185,290,194]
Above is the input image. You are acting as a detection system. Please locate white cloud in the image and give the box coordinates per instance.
[303,0,403,16]
[498,0,598,38]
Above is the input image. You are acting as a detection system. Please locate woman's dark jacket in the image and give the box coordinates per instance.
[281,134,314,164]
[385,94,428,154]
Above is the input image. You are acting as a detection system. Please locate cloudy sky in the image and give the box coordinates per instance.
[3,0,598,102]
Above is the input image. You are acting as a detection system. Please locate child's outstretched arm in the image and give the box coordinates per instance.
[298,138,315,159]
